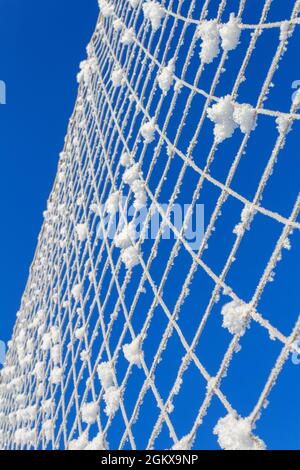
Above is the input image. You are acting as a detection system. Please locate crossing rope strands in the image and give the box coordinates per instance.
[0,0,300,450]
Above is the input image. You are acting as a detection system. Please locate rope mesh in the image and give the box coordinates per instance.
[0,0,299,450]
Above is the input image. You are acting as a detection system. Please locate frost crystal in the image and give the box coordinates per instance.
[121,27,135,45]
[221,300,250,335]
[197,20,220,64]
[141,119,156,143]
[50,367,63,385]
[207,96,237,142]
[172,434,193,450]
[97,362,115,390]
[208,97,256,142]
[114,222,137,249]
[111,67,125,87]
[143,1,165,31]
[69,432,89,450]
[103,387,120,417]
[275,115,291,134]
[219,14,241,51]
[77,57,98,85]
[128,0,140,7]
[71,283,82,301]
[85,432,107,450]
[113,18,123,31]
[98,0,114,17]
[121,245,140,269]
[106,191,120,215]
[120,152,132,167]
[233,104,257,134]
[214,414,266,450]
[76,223,88,242]
[81,402,99,425]
[123,335,143,368]
[123,163,141,185]
[158,60,175,94]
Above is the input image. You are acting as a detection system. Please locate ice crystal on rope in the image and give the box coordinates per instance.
[81,402,99,425]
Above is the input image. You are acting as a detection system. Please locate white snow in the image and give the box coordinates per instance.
[41,333,52,351]
[158,60,175,95]
[197,20,220,64]
[50,367,63,385]
[114,221,137,249]
[143,1,165,31]
[77,57,98,85]
[207,96,237,142]
[98,0,114,17]
[69,432,89,450]
[76,223,88,242]
[131,179,147,210]
[121,27,135,45]
[275,115,291,134]
[97,362,115,390]
[75,326,85,340]
[121,245,140,269]
[84,432,107,450]
[208,96,256,142]
[214,414,266,450]
[233,104,257,134]
[50,345,61,365]
[123,163,141,185]
[71,283,82,301]
[233,204,255,236]
[106,191,120,215]
[120,152,132,167]
[172,434,193,450]
[111,67,125,87]
[81,402,99,425]
[103,387,120,417]
[113,18,123,32]
[97,362,120,417]
[128,0,140,7]
[219,14,241,51]
[123,335,143,368]
[221,300,250,335]
[42,420,53,443]
[141,118,156,143]
[50,326,60,344]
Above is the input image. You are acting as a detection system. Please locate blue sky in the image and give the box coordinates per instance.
[0,0,299,450]
[0,0,97,342]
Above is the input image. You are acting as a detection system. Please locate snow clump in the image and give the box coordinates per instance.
[123,335,143,368]
[143,1,165,31]
[196,20,220,64]
[121,28,135,45]
[76,223,88,242]
[214,414,266,450]
[158,59,175,94]
[98,0,114,17]
[141,118,156,143]
[221,300,250,335]
[81,402,99,425]
[97,362,120,418]
[111,67,125,87]
[219,14,241,51]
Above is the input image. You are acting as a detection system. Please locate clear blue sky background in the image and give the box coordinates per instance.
[0,0,299,450]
